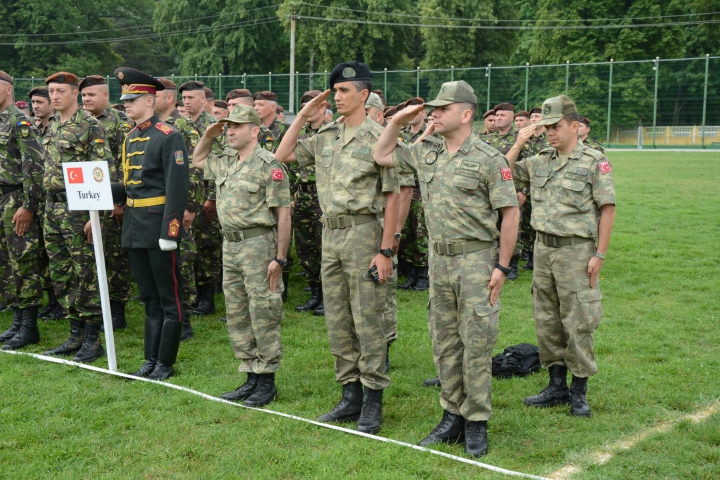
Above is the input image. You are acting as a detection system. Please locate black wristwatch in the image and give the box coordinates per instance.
[495,263,512,276]
[274,257,288,267]
[379,248,394,258]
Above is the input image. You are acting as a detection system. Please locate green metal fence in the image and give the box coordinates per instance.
[13,55,720,148]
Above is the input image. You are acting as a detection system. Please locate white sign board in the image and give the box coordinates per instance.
[62,161,114,211]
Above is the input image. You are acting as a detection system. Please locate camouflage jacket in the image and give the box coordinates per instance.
[484,126,517,155]
[42,108,115,192]
[582,137,605,154]
[514,141,616,238]
[290,121,325,197]
[165,109,204,213]
[96,106,132,174]
[265,117,289,153]
[526,132,550,156]
[400,123,426,144]
[0,104,45,211]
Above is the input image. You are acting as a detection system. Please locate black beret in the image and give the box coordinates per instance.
[529,107,542,115]
[328,61,372,89]
[28,86,50,99]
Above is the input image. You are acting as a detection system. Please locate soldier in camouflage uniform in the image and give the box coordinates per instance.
[194,105,291,407]
[512,95,616,418]
[41,72,115,363]
[276,61,400,435]
[0,71,45,350]
[79,75,133,329]
[578,116,605,153]
[374,81,519,457]
[211,100,229,120]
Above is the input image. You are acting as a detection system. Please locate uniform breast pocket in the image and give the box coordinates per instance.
[237,179,261,206]
[531,175,550,201]
[318,149,334,168]
[452,174,480,207]
[57,137,81,156]
[561,177,587,207]
[0,135,8,161]
[418,169,435,202]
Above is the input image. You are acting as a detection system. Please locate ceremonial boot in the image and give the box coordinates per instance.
[412,266,429,291]
[422,376,441,387]
[397,266,417,290]
[418,410,464,447]
[244,373,277,407]
[132,317,162,378]
[317,381,363,423]
[39,289,59,319]
[0,308,24,342]
[180,310,193,341]
[2,308,40,350]
[281,272,290,303]
[44,320,85,355]
[507,254,520,281]
[110,300,127,330]
[222,372,258,402]
[148,318,182,380]
[570,376,592,417]
[357,386,383,434]
[524,365,571,407]
[313,300,325,316]
[295,281,322,312]
[193,285,216,316]
[73,322,104,363]
[464,420,489,457]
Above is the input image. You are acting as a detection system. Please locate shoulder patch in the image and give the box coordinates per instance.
[155,123,173,135]
[271,168,284,181]
[318,121,339,134]
[90,139,105,146]
[257,148,275,164]
[583,145,605,161]
[539,147,555,155]
[598,161,612,174]
[473,138,502,158]
[420,135,443,146]
[17,120,31,127]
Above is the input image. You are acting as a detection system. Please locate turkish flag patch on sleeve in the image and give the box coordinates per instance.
[599,161,612,174]
[500,167,513,181]
[271,169,284,181]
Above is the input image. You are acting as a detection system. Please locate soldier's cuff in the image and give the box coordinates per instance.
[23,200,37,212]
[186,202,198,214]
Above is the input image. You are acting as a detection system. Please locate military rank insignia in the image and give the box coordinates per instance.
[168,218,181,238]
[174,150,185,165]
[155,123,173,135]
[598,161,611,174]
[500,167,513,181]
[272,169,284,181]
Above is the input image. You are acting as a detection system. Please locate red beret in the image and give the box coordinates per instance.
[226,89,252,101]
[482,109,495,119]
[158,78,177,90]
[204,87,214,99]
[0,71,13,85]
[493,102,514,113]
[253,91,277,102]
[46,72,79,86]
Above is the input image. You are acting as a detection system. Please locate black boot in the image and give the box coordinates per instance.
[313,300,325,317]
[39,289,59,318]
[507,254,520,281]
[73,322,105,363]
[44,320,85,355]
[523,252,534,270]
[110,300,127,330]
[412,266,429,291]
[295,281,322,312]
[244,373,277,407]
[222,372,258,402]
[148,318,182,380]
[132,317,163,378]
[0,308,24,342]
[385,343,391,374]
[422,376,441,387]
[397,266,417,290]
[524,365,571,407]
[45,304,67,321]
[357,386,383,434]
[317,381,363,423]
[570,375,591,417]
[0,302,8,312]
[465,420,489,457]
[281,272,290,303]
[180,310,193,341]
[418,410,465,447]
[2,308,40,350]
[193,285,216,316]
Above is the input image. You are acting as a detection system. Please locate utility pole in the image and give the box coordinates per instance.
[289,3,296,113]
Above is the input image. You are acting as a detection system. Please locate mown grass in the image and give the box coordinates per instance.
[1,151,719,479]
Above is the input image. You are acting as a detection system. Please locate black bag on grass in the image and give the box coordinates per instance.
[492,343,541,379]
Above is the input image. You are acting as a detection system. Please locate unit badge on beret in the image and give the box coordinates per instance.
[168,218,181,238]
[58,74,65,82]
[342,67,356,79]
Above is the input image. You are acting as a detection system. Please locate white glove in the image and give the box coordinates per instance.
[159,239,178,251]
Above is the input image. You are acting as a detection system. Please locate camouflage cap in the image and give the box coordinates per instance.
[225,88,252,101]
[219,104,262,126]
[372,89,386,106]
[28,86,49,99]
[536,95,578,126]
[482,109,495,119]
[0,71,13,85]
[365,92,384,111]
[78,75,107,91]
[424,81,477,107]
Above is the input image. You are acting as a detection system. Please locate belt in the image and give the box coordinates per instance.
[537,232,594,248]
[223,226,273,242]
[0,185,21,195]
[126,196,166,208]
[299,182,317,194]
[432,240,493,256]
[47,191,67,203]
[321,213,383,230]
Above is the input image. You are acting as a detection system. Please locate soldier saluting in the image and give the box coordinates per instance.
[115,68,189,380]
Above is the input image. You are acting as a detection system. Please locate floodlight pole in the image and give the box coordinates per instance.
[652,57,659,149]
[289,3,296,113]
[606,59,613,146]
[701,54,709,149]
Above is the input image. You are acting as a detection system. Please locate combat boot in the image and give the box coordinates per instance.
[507,254,520,281]
[73,322,104,363]
[569,376,592,417]
[281,272,290,303]
[180,310,193,341]
[45,304,67,321]
[422,376,441,387]
[131,317,162,378]
[412,266,429,291]
[222,372,258,402]
[244,373,277,407]
[523,252,534,270]
[193,285,216,316]
[2,308,40,350]
[313,300,325,317]
[110,300,127,330]
[357,386,383,434]
[295,281,322,312]
[385,343,391,373]
[0,308,24,342]
[418,410,465,447]
[524,365,571,407]
[464,420,489,457]
[148,318,182,380]
[397,266,417,290]
[317,381,363,423]
[0,302,8,312]
[44,320,85,355]
[39,289,59,318]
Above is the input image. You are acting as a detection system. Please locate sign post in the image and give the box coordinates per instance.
[62,161,117,371]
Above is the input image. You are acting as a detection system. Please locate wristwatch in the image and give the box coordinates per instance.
[379,248,394,258]
[394,232,402,240]
[495,263,512,276]
[594,252,606,260]
[274,257,289,267]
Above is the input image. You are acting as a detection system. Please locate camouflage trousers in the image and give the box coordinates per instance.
[519,198,535,254]
[532,240,603,378]
[429,244,500,421]
[103,215,133,303]
[399,194,429,268]
[36,200,51,291]
[223,230,284,374]
[322,219,390,390]
[43,199,101,324]
[293,190,322,283]
[179,220,198,311]
[384,258,398,345]
[195,206,223,287]
[0,191,42,309]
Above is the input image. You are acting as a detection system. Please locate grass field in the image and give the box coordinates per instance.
[1,151,719,479]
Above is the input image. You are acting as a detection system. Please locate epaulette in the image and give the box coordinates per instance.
[420,135,443,146]
[317,121,339,134]
[257,148,276,164]
[472,137,502,157]
[582,145,605,161]
[538,147,555,156]
[155,122,173,135]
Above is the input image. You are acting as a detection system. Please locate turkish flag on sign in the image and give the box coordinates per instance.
[67,167,85,184]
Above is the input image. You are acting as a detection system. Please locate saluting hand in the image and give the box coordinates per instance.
[516,125,536,147]
[204,122,225,139]
[298,89,331,120]
[392,104,425,127]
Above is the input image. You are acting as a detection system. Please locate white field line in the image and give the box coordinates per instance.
[549,400,720,480]
[1,349,550,480]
